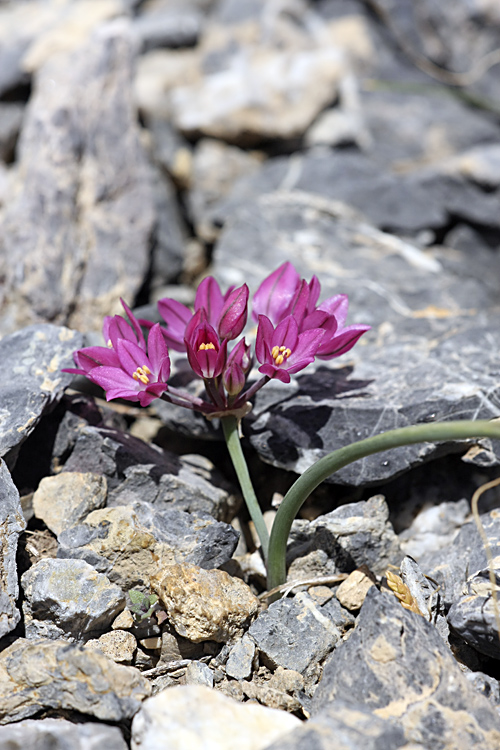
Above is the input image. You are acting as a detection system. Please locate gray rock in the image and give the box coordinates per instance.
[422,510,500,607]
[313,588,500,749]
[248,592,342,680]
[0,325,83,465]
[0,638,151,724]
[0,718,128,750]
[0,103,23,162]
[63,424,237,522]
[0,460,26,638]
[21,558,125,642]
[399,498,470,559]
[447,568,500,659]
[209,191,500,485]
[226,633,256,680]
[132,1,202,51]
[0,19,155,335]
[184,660,214,687]
[264,699,407,750]
[149,165,187,286]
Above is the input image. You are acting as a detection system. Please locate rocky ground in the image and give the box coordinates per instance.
[1,0,500,748]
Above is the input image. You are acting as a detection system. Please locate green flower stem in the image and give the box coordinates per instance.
[222,415,270,560]
[267,419,500,596]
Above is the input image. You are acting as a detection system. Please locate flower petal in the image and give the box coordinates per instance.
[195,277,224,328]
[147,323,171,381]
[157,298,192,352]
[252,262,301,324]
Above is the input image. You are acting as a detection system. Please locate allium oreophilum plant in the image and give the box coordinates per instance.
[65,263,500,599]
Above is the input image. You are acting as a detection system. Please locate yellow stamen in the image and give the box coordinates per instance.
[271,344,292,366]
[199,342,216,351]
[132,366,150,384]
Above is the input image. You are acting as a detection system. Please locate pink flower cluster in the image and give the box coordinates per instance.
[65,263,370,415]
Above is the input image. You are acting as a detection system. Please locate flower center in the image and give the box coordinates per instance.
[271,344,292,366]
[199,342,216,351]
[132,365,152,384]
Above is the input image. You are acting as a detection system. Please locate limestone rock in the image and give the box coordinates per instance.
[130,684,301,750]
[0,718,128,750]
[336,568,376,611]
[0,638,151,724]
[21,558,125,641]
[0,460,26,638]
[447,568,500,659]
[85,629,137,664]
[0,325,83,464]
[313,588,500,749]
[151,563,260,642]
[225,634,256,680]
[248,592,343,680]
[0,19,155,335]
[33,472,107,535]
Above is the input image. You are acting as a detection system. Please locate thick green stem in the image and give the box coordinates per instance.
[222,415,269,560]
[267,420,500,595]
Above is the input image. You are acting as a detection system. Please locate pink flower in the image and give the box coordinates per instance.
[185,310,228,379]
[86,324,171,406]
[223,338,252,396]
[255,315,325,384]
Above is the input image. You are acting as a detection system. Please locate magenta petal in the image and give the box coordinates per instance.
[307,276,321,313]
[147,324,170,381]
[120,298,146,349]
[252,262,301,324]
[317,325,371,358]
[157,298,192,351]
[117,338,152,375]
[217,284,249,340]
[88,366,140,394]
[255,315,274,364]
[195,277,224,328]
[283,279,310,325]
[318,295,349,327]
[273,315,299,351]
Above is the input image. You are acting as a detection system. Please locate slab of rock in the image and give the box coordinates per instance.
[57,502,239,589]
[0,638,150,724]
[208,191,500,485]
[0,19,155,335]
[313,588,500,749]
[21,558,125,641]
[131,684,301,750]
[0,325,83,464]
[0,718,128,750]
[0,460,26,638]
[33,471,107,535]
[248,592,343,680]
[151,562,260,643]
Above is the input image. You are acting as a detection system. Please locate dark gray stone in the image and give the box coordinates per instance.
[209,191,500,485]
[422,510,500,608]
[149,165,187,286]
[0,718,128,750]
[128,500,239,569]
[264,699,407,750]
[447,569,500,659]
[248,592,342,680]
[313,588,500,749]
[21,558,125,642]
[0,103,23,162]
[0,460,26,638]
[0,19,155,335]
[132,3,202,51]
[0,324,83,465]
[63,423,236,522]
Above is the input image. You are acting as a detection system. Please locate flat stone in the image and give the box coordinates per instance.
[184,660,214,688]
[0,638,150,724]
[131,684,301,750]
[248,592,341,680]
[313,588,500,749]
[0,325,83,464]
[336,568,376,611]
[33,471,107,535]
[0,460,26,638]
[151,562,260,643]
[21,557,125,641]
[0,718,128,750]
[0,19,154,335]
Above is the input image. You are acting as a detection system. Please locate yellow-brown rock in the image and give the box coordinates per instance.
[151,563,260,643]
